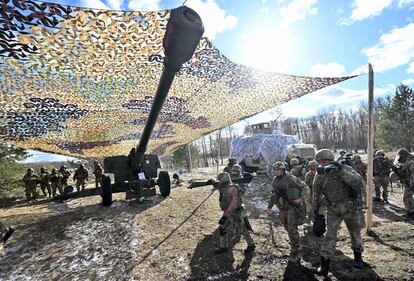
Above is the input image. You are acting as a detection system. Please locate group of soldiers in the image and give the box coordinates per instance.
[22,163,104,201]
[215,147,414,278]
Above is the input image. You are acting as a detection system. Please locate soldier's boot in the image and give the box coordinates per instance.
[316,256,330,277]
[2,227,15,244]
[244,244,255,255]
[403,212,414,221]
[353,251,364,269]
[213,247,229,254]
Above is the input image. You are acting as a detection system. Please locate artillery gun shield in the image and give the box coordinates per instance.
[157,171,171,197]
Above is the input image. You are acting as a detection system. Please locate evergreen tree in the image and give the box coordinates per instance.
[0,142,30,199]
[376,84,414,150]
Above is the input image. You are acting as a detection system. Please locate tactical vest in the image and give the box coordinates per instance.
[305,171,315,189]
[373,159,391,176]
[40,171,50,184]
[219,184,241,211]
[272,174,302,209]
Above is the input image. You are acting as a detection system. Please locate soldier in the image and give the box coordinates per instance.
[73,164,89,192]
[93,163,103,189]
[352,154,367,182]
[230,164,246,193]
[313,149,364,277]
[337,150,346,162]
[395,148,414,220]
[290,158,306,180]
[215,172,255,255]
[373,150,391,203]
[305,160,318,221]
[59,165,71,189]
[50,168,64,197]
[223,158,237,174]
[267,161,310,264]
[39,167,52,197]
[22,168,40,201]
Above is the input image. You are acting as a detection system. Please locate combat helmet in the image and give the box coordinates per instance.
[353,154,361,161]
[231,164,242,174]
[217,172,231,183]
[315,149,335,161]
[290,158,299,166]
[273,161,286,170]
[375,150,385,157]
[40,167,47,172]
[397,148,410,158]
[27,168,34,173]
[307,160,318,169]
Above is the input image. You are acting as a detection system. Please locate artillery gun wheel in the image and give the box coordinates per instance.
[158,171,171,197]
[101,175,113,206]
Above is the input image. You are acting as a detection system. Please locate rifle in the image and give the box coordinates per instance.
[389,162,410,186]
[188,172,253,189]
[272,188,301,208]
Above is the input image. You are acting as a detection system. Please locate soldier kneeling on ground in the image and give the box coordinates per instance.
[214,172,255,255]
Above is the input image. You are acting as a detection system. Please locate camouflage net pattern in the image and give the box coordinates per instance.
[0,0,357,159]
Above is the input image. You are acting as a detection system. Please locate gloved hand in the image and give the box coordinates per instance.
[218,216,227,226]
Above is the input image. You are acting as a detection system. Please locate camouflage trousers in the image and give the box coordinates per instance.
[279,208,301,260]
[51,182,63,197]
[25,185,37,200]
[321,202,363,259]
[40,182,51,197]
[403,183,414,213]
[373,175,389,200]
[75,179,87,191]
[219,212,254,249]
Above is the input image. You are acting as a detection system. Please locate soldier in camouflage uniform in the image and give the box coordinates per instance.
[337,150,346,162]
[73,164,89,192]
[373,150,391,203]
[39,167,51,197]
[50,168,64,197]
[352,155,367,182]
[215,172,255,255]
[93,163,103,189]
[313,149,364,277]
[223,158,237,174]
[395,148,414,220]
[22,168,40,201]
[305,160,318,221]
[290,158,306,180]
[267,161,310,263]
[59,165,71,189]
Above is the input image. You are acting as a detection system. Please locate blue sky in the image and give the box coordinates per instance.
[24,0,414,161]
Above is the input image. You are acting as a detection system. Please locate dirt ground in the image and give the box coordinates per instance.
[0,167,413,281]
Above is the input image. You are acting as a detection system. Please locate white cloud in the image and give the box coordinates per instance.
[407,62,414,73]
[403,78,414,85]
[184,0,237,40]
[340,0,393,25]
[128,0,162,11]
[280,0,319,27]
[79,0,109,9]
[310,63,346,77]
[308,85,391,106]
[399,0,414,8]
[107,0,123,10]
[353,23,414,73]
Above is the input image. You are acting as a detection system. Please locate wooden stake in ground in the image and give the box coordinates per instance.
[366,63,374,233]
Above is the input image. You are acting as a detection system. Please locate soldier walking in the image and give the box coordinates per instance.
[73,164,89,192]
[214,172,255,255]
[267,161,310,264]
[59,165,71,189]
[395,148,414,220]
[93,163,103,189]
[50,168,64,197]
[373,150,391,203]
[22,168,40,201]
[39,167,52,197]
[305,160,318,221]
[313,149,364,277]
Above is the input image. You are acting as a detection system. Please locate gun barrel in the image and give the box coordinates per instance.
[134,6,204,168]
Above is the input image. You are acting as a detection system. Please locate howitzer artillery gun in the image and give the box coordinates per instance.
[60,6,204,206]
[100,6,205,206]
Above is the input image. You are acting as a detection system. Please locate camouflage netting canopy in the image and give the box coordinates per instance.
[0,0,357,159]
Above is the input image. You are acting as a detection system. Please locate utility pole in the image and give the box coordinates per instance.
[366,63,374,233]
